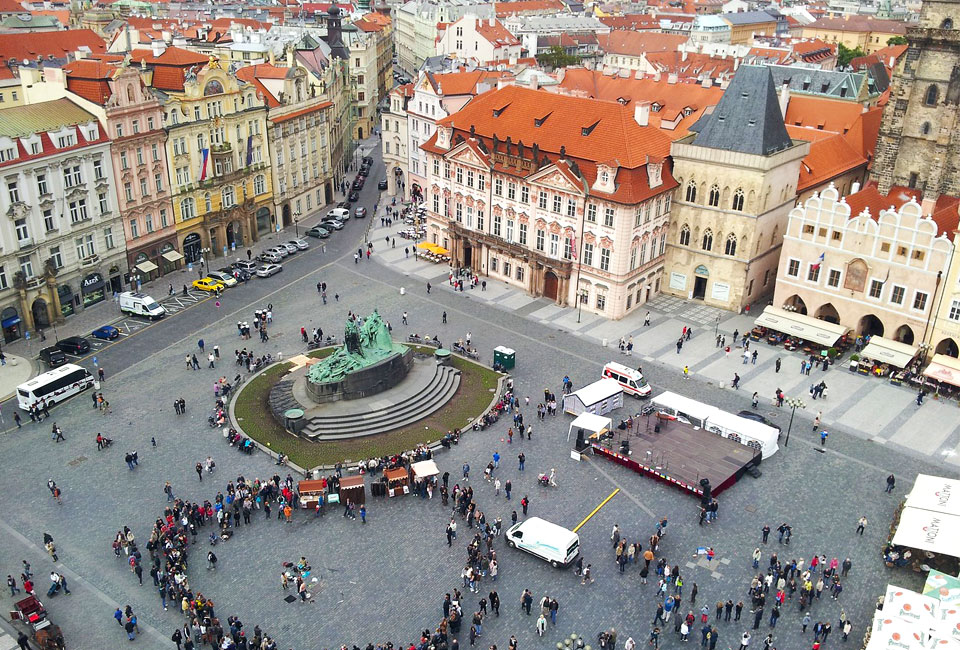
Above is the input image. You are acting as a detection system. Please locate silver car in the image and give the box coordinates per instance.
[256,263,283,277]
[258,251,282,264]
[322,219,344,230]
[266,246,289,258]
[280,242,299,255]
[289,239,309,250]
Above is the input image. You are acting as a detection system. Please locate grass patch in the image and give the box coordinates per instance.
[234,346,500,469]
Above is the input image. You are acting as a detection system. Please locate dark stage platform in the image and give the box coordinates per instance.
[587,415,761,497]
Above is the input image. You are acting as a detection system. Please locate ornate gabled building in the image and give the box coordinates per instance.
[661,65,810,311]
[873,0,960,210]
[421,84,677,319]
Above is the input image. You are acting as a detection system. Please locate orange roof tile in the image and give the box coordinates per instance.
[494,0,565,16]
[843,180,920,219]
[597,31,687,57]
[63,58,120,105]
[130,46,208,66]
[644,50,738,77]
[783,95,866,133]
[427,70,510,96]
[931,194,960,236]
[235,63,290,108]
[473,18,521,47]
[0,29,105,61]
[270,101,334,123]
[30,9,69,25]
[0,0,24,13]
[788,126,866,192]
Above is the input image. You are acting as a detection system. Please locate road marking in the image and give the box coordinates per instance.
[573,488,619,532]
[581,456,656,518]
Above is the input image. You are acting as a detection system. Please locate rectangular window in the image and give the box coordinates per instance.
[506,219,514,242]
[536,229,544,251]
[787,259,800,277]
[49,246,62,269]
[160,209,169,228]
[139,178,148,196]
[119,151,129,170]
[433,159,440,177]
[455,203,462,222]
[583,243,593,266]
[124,182,133,201]
[477,210,484,231]
[42,209,55,232]
[69,199,88,223]
[507,183,516,200]
[519,223,527,245]
[603,207,615,228]
[443,162,450,179]
[635,206,643,227]
[890,285,906,305]
[14,218,28,243]
[493,215,502,237]
[869,279,883,298]
[104,227,114,249]
[18,255,33,278]
[129,219,139,238]
[466,170,474,188]
[494,178,503,196]
[478,175,485,191]
[567,199,576,217]
[552,194,562,213]
[827,269,841,287]
[7,180,19,203]
[99,192,109,214]
[913,291,928,311]
[466,205,473,228]
[549,233,559,258]
[456,167,463,184]
[629,247,637,270]
[596,294,606,311]
[586,204,596,223]
[136,148,144,165]
[62,165,82,187]
[949,299,960,321]
[516,266,524,282]
[155,173,164,192]
[563,237,572,260]
[599,248,610,271]
[145,213,154,233]
[538,191,548,210]
[433,194,440,214]
[807,265,820,282]
[37,174,47,195]
[0,265,6,290]
[490,257,498,273]
[521,186,529,203]
[152,144,159,162]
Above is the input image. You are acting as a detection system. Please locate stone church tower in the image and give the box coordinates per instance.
[873,0,960,208]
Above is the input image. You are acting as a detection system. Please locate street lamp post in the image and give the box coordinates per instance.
[784,396,806,447]
[294,210,302,238]
[714,313,721,338]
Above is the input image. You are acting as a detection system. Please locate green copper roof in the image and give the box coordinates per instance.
[0,98,98,139]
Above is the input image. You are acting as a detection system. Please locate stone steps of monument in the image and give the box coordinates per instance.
[300,365,461,439]
[267,379,299,422]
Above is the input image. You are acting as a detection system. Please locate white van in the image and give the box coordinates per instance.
[602,362,652,398]
[327,207,350,221]
[506,517,580,567]
[119,292,166,319]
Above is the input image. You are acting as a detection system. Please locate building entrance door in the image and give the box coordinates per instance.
[693,276,707,300]
[544,271,559,300]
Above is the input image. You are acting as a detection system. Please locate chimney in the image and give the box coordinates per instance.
[529,74,538,90]
[489,16,495,26]
[151,40,166,57]
[681,49,687,61]
[653,70,661,81]
[634,100,651,126]
[850,181,860,194]
[778,80,789,117]
[667,73,678,84]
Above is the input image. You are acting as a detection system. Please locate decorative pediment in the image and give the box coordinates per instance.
[529,164,582,195]
[65,186,87,202]
[442,189,451,198]
[583,231,596,245]
[506,207,515,217]
[548,221,562,234]
[449,142,487,168]
[465,196,475,207]
[493,205,504,217]
[6,202,29,220]
[535,218,547,229]
[518,212,529,224]
[599,236,614,249]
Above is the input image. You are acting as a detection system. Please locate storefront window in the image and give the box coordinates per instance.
[81,272,106,307]
[58,284,74,317]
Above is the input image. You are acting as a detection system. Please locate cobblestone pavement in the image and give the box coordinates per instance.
[0,145,943,650]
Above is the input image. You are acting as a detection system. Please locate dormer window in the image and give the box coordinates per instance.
[600,170,609,184]
[56,134,76,148]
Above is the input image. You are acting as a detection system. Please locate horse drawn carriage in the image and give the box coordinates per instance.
[9,595,65,649]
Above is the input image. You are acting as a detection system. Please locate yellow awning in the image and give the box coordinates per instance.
[135,261,158,273]
[417,242,436,251]
[433,246,449,255]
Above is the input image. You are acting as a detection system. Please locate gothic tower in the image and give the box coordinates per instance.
[873,0,960,207]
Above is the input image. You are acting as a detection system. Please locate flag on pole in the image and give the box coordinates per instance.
[246,135,254,167]
[570,232,578,260]
[199,148,210,181]
[811,252,824,270]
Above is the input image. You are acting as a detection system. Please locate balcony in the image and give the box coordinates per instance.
[211,143,233,154]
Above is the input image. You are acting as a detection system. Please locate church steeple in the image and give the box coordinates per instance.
[324,6,350,60]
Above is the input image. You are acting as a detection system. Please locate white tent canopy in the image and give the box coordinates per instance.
[906,474,960,517]
[567,412,613,442]
[651,391,719,428]
[410,459,439,478]
[868,613,931,650]
[754,305,849,346]
[702,410,780,459]
[891,507,960,557]
[861,336,920,368]
[562,378,623,416]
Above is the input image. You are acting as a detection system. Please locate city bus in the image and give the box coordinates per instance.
[16,364,94,411]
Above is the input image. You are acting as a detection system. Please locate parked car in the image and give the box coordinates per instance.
[220,266,251,282]
[56,336,90,355]
[362,155,374,165]
[348,191,360,202]
[258,251,283,263]
[256,263,283,277]
[357,168,368,179]
[355,206,368,218]
[206,270,239,287]
[91,325,120,340]
[306,226,331,238]
[321,219,344,230]
[336,201,350,210]
[352,178,365,190]
[266,246,289,258]
[328,208,350,221]
[289,239,309,250]
[193,277,226,292]
[377,179,388,191]
[232,260,258,273]
[280,242,300,255]
[39,346,67,367]
[737,410,783,434]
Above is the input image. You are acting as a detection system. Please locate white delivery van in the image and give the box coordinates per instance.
[602,362,652,398]
[119,292,166,319]
[327,207,350,221]
[506,517,580,567]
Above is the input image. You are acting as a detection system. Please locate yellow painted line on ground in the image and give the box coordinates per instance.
[573,488,619,533]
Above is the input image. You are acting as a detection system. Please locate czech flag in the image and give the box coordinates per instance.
[199,148,210,181]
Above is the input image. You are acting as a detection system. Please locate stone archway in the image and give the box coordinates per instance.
[814,302,840,324]
[894,324,915,344]
[858,314,884,337]
[32,297,50,329]
[936,337,959,357]
[783,294,807,315]
[226,220,244,249]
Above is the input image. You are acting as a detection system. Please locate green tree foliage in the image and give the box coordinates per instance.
[536,45,580,69]
[838,43,867,67]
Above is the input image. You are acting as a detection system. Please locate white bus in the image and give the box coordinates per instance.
[17,364,94,411]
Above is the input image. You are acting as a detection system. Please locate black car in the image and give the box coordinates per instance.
[737,410,783,434]
[56,336,90,355]
[39,346,67,367]
[220,266,251,282]
[352,178,365,190]
[378,179,388,190]
[337,201,350,211]
[362,155,374,165]
[348,191,360,202]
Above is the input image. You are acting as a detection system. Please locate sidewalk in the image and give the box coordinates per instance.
[366,217,960,467]
[0,353,34,403]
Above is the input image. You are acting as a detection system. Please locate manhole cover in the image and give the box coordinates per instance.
[67,456,88,467]
[744,504,757,513]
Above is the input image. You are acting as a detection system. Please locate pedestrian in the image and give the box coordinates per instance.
[813,412,821,432]
[16,631,30,650]
[537,614,547,636]
[13,411,20,428]
[775,358,781,373]
[820,430,828,446]
[855,516,867,535]
[581,564,593,585]
[885,475,896,493]
[521,495,529,515]
[442,311,447,324]
[917,389,925,406]
[739,633,750,650]
[207,550,217,570]
[762,525,770,543]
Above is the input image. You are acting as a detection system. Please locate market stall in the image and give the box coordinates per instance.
[566,412,613,443]
[857,337,920,381]
[864,573,960,650]
[384,467,409,497]
[887,474,960,574]
[562,379,623,416]
[338,475,366,506]
[923,354,960,393]
[297,479,327,509]
[410,459,440,482]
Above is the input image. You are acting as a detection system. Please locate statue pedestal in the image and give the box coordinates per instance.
[306,347,413,403]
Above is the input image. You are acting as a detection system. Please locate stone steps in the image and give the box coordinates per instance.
[300,365,461,440]
[268,379,299,421]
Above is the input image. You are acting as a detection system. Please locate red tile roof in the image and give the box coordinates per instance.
[644,50,738,77]
[0,0,24,13]
[843,180,920,219]
[788,126,866,192]
[931,194,960,236]
[427,70,510,96]
[235,63,290,107]
[131,46,209,92]
[63,58,120,105]
[0,29,105,61]
[473,18,521,47]
[784,95,867,133]
[270,101,334,123]
[597,31,687,57]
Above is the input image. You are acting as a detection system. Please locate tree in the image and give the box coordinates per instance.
[837,43,866,67]
[536,45,580,70]
[887,35,907,45]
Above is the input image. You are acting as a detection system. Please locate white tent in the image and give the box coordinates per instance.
[562,378,623,416]
[651,391,719,428]
[410,459,439,478]
[754,305,849,346]
[883,585,941,624]
[703,410,780,459]
[892,507,960,558]
[860,336,919,368]
[567,412,613,442]
[868,613,930,650]
[906,474,960,517]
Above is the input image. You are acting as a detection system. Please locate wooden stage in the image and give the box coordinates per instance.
[588,415,761,498]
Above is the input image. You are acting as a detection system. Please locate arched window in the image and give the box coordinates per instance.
[942,17,953,29]
[701,229,713,251]
[204,192,212,213]
[254,174,266,195]
[732,188,745,211]
[180,197,195,220]
[709,184,720,207]
[925,84,939,106]
[679,224,691,246]
[922,122,932,135]
[685,180,697,202]
[724,233,737,256]
[222,185,235,208]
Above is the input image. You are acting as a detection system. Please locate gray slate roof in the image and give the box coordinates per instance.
[720,10,775,24]
[766,64,886,100]
[690,64,793,156]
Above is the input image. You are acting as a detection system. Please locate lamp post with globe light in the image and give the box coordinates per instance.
[784,396,806,447]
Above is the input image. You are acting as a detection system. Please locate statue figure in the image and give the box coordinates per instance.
[307,309,409,387]
[344,319,363,356]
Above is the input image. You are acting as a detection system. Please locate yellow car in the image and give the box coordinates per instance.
[192,277,225,292]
